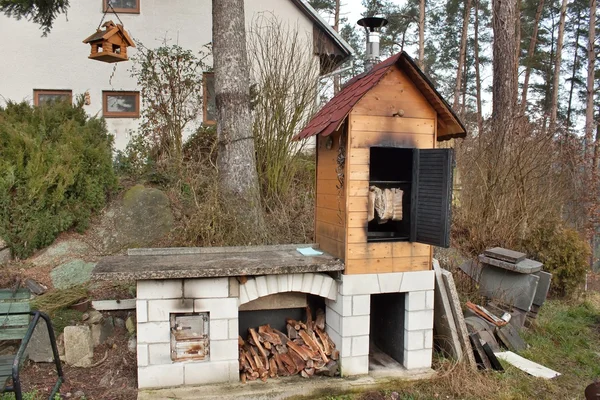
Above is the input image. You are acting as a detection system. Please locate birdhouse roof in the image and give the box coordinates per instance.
[83,21,135,47]
[295,51,466,142]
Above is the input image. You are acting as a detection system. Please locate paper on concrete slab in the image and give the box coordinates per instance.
[441,268,477,369]
[494,351,560,379]
[432,259,463,361]
[296,247,323,256]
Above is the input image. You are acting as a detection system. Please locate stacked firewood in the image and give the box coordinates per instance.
[238,307,339,382]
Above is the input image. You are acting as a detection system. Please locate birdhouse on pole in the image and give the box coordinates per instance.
[83,20,135,63]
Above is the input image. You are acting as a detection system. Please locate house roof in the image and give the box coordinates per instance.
[83,21,135,47]
[295,51,467,142]
[290,0,354,60]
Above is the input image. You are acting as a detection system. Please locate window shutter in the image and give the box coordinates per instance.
[410,148,453,247]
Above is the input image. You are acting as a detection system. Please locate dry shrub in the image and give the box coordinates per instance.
[31,286,88,315]
[453,118,583,257]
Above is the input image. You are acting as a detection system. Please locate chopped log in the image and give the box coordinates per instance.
[243,348,257,371]
[313,359,326,369]
[299,330,328,362]
[249,328,269,368]
[286,318,302,330]
[246,371,258,381]
[264,341,272,350]
[258,325,270,334]
[315,309,325,330]
[315,329,331,355]
[249,346,264,369]
[269,358,277,378]
[238,336,245,347]
[241,372,247,383]
[331,349,339,361]
[316,360,338,377]
[279,353,297,375]
[293,338,305,346]
[306,359,314,368]
[272,329,289,345]
[287,324,298,339]
[305,305,313,331]
[275,344,288,354]
[273,353,287,376]
[309,331,330,363]
[300,370,310,378]
[287,347,307,371]
[304,367,315,376]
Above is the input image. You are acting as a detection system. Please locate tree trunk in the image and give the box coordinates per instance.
[514,0,521,98]
[584,0,597,164]
[492,0,518,133]
[549,0,568,135]
[418,0,425,69]
[566,9,582,133]
[519,0,544,114]
[474,0,483,136]
[454,0,472,111]
[212,0,264,234]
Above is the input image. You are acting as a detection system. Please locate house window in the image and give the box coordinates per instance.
[203,72,216,125]
[102,91,140,118]
[33,90,72,106]
[103,0,139,14]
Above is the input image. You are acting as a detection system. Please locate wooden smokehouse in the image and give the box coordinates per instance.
[297,51,466,275]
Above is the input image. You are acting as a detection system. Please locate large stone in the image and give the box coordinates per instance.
[479,265,540,311]
[478,255,543,274]
[91,318,114,347]
[27,322,54,363]
[483,247,526,264]
[96,185,174,253]
[51,259,96,289]
[0,248,11,265]
[31,240,91,266]
[533,271,552,307]
[64,326,93,367]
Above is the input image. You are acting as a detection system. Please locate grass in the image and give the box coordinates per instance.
[311,293,600,400]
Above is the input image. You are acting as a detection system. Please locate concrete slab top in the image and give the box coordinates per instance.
[478,255,543,274]
[92,244,344,281]
[483,247,526,263]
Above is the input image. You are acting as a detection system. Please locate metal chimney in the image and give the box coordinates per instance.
[357,16,388,70]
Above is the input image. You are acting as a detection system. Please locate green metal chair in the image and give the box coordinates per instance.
[0,289,63,400]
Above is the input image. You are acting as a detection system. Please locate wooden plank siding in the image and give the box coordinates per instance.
[343,65,437,275]
[315,126,346,259]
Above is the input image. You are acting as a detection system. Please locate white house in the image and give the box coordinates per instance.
[0,0,352,150]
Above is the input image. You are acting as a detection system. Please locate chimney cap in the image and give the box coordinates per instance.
[357,16,388,32]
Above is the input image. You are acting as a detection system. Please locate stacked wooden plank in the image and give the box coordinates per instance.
[238,307,339,382]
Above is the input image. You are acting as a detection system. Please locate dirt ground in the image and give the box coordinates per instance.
[18,327,137,400]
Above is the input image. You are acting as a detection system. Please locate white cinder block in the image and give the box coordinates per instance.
[137,280,182,300]
[340,274,380,295]
[228,358,241,382]
[405,291,427,312]
[229,277,240,298]
[137,300,148,323]
[311,274,324,295]
[137,344,148,367]
[244,279,259,302]
[148,343,172,365]
[341,315,370,337]
[301,273,314,293]
[352,295,370,316]
[210,339,238,361]
[277,274,289,293]
[255,276,269,298]
[351,335,369,356]
[238,285,249,305]
[424,329,433,349]
[319,276,334,298]
[195,298,238,320]
[340,355,369,376]
[184,360,238,385]
[228,319,239,339]
[210,319,229,340]
[399,271,435,292]
[137,322,170,344]
[325,306,341,333]
[291,274,304,292]
[403,348,433,369]
[138,364,184,389]
[425,290,435,310]
[184,278,229,299]
[148,299,193,322]
[405,310,434,331]
[266,275,279,294]
[326,294,352,317]
[378,273,403,293]
[404,329,425,351]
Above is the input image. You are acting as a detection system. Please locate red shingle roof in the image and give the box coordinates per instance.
[295,51,466,141]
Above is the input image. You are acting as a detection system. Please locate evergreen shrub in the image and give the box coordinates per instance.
[0,100,116,258]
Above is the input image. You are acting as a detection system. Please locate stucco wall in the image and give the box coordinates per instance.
[0,0,316,150]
